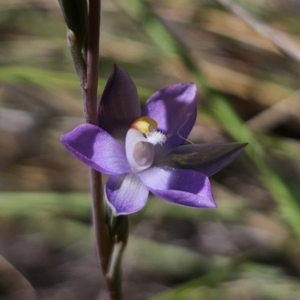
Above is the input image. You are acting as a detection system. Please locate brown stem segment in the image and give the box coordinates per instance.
[85,0,110,269]
[65,0,124,297]
[84,1,122,299]
[85,0,101,125]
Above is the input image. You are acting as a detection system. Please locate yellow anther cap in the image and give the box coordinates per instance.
[130,117,158,134]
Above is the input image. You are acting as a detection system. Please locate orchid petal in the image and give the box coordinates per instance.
[60,124,130,175]
[138,166,216,208]
[105,173,149,215]
[160,142,247,176]
[99,65,141,141]
[143,83,197,156]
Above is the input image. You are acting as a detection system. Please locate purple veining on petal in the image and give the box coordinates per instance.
[159,142,247,177]
[138,166,217,208]
[105,173,149,215]
[60,124,130,175]
[98,65,141,141]
[143,83,197,157]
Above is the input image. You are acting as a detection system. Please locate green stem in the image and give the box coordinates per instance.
[106,239,126,300]
[106,214,129,300]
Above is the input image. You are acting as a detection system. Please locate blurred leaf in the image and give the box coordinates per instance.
[0,192,90,218]
[0,67,81,89]
[149,260,300,300]
[262,135,300,163]
[210,96,300,238]
[239,262,284,278]
[0,193,219,278]
[148,266,231,300]
[125,236,214,279]
[116,0,202,80]
[143,195,248,222]
[0,255,35,298]
[0,192,248,223]
[0,66,153,99]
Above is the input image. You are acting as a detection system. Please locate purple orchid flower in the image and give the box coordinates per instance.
[60,65,246,215]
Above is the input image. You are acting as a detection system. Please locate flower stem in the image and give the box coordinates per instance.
[106,240,124,300]
[84,0,121,298]
[87,0,110,274]
[85,0,101,125]
[106,215,129,300]
[66,1,125,297]
[84,0,111,266]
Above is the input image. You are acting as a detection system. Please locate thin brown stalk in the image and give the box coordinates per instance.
[63,0,122,298]
[84,0,110,277]
[84,1,123,299]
